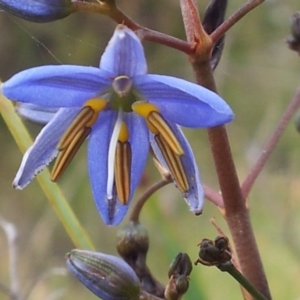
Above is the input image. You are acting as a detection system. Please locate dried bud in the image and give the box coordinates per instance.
[168,252,192,278]
[287,12,300,54]
[0,0,74,23]
[117,221,149,262]
[16,103,57,125]
[202,0,228,70]
[195,236,231,266]
[66,249,141,300]
[165,253,192,299]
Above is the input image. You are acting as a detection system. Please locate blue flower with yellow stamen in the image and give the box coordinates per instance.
[1,25,234,225]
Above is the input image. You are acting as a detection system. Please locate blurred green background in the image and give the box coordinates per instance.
[1,0,300,299]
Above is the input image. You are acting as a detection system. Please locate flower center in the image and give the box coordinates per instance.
[109,76,138,112]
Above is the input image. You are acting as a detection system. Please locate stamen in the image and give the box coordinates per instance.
[57,98,107,151]
[132,102,184,155]
[114,141,131,204]
[132,101,159,118]
[57,106,93,150]
[51,127,91,181]
[84,98,107,126]
[118,121,129,143]
[155,135,189,192]
[148,111,184,156]
[107,110,123,200]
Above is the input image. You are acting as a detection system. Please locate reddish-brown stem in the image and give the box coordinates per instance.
[210,0,265,44]
[191,54,271,298]
[206,123,271,299]
[179,0,271,296]
[242,87,300,198]
[203,185,224,208]
[130,179,171,223]
[73,1,193,54]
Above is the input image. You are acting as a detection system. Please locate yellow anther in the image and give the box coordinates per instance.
[118,121,129,142]
[84,98,107,126]
[84,98,107,112]
[132,101,160,133]
[148,111,184,156]
[132,101,159,118]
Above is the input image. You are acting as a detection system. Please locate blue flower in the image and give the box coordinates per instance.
[2,25,234,225]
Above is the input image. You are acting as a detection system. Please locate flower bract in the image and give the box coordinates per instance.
[2,25,234,225]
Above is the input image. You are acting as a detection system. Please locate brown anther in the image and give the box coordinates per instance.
[51,127,91,181]
[57,106,94,151]
[148,111,184,156]
[114,141,131,204]
[155,135,189,192]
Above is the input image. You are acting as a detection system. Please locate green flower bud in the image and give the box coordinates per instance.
[66,249,141,300]
[117,221,149,261]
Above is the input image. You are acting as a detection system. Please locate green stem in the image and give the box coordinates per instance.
[219,262,268,300]
[0,94,95,251]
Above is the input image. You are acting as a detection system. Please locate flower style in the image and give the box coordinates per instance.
[2,25,234,225]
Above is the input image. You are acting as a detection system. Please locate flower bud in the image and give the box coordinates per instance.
[165,253,192,299]
[116,221,149,261]
[0,0,74,23]
[202,0,228,70]
[168,252,192,279]
[66,249,141,300]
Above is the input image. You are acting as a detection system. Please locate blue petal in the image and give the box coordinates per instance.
[150,124,204,214]
[16,103,57,125]
[134,74,234,127]
[99,25,147,77]
[0,0,74,23]
[87,111,149,225]
[124,113,149,201]
[2,65,112,107]
[88,111,118,225]
[13,108,81,189]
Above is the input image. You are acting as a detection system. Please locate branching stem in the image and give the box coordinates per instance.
[210,0,266,44]
[242,87,300,198]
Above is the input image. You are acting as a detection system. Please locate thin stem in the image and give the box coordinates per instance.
[0,95,95,251]
[203,184,224,208]
[242,87,300,198]
[219,262,268,300]
[130,179,171,222]
[73,1,192,54]
[210,0,265,44]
